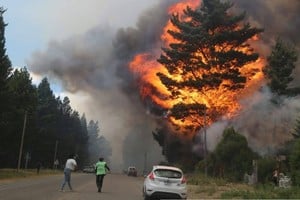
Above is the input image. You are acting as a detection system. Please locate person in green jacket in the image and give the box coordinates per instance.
[95,157,110,192]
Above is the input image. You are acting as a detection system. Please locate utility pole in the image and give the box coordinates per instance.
[25,152,30,170]
[53,140,59,169]
[17,111,27,172]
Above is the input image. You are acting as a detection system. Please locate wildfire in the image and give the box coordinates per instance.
[129,0,265,137]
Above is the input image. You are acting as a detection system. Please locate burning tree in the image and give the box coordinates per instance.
[157,0,264,134]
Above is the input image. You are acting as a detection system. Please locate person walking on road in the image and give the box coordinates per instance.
[95,157,110,193]
[60,154,77,192]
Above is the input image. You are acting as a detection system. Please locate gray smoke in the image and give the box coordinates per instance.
[27,1,175,171]
[27,0,300,168]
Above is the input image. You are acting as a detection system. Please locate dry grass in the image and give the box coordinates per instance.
[0,168,61,182]
[187,182,254,199]
[186,173,254,199]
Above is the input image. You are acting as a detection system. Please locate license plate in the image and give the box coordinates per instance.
[164,181,171,185]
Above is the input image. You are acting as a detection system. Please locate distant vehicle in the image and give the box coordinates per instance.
[127,166,138,177]
[143,165,187,200]
[82,165,95,173]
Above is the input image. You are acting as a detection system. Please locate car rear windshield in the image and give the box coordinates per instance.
[154,169,182,178]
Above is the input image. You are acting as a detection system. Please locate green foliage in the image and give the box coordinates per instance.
[2,67,38,167]
[221,185,300,199]
[257,157,277,183]
[289,138,300,186]
[187,172,300,199]
[0,7,13,133]
[157,0,263,130]
[0,168,60,180]
[8,67,38,112]
[187,172,227,186]
[207,127,259,181]
[0,7,12,87]
[263,38,298,96]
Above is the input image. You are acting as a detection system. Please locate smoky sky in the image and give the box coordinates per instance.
[28,0,300,167]
[232,0,300,46]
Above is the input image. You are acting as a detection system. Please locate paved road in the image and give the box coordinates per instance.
[0,173,144,200]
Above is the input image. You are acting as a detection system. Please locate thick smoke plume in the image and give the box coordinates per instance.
[28,0,176,170]
[28,0,300,168]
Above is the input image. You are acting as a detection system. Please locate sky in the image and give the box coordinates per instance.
[2,0,160,80]
[1,0,164,105]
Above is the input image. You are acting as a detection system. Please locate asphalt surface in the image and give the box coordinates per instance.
[0,172,144,200]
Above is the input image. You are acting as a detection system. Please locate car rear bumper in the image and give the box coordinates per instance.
[149,191,186,199]
[144,183,187,199]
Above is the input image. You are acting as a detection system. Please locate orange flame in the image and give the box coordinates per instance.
[129,0,265,138]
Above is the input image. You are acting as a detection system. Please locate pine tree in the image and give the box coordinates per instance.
[6,67,38,167]
[289,138,300,186]
[35,78,60,166]
[87,120,112,163]
[87,120,101,162]
[0,7,13,129]
[0,7,15,167]
[263,38,298,96]
[8,67,37,112]
[157,0,263,131]
[212,127,258,181]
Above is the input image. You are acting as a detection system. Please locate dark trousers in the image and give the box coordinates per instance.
[96,174,105,191]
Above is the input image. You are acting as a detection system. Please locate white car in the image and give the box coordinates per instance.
[143,165,187,200]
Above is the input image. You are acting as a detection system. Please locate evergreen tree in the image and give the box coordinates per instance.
[0,7,13,133]
[62,96,72,116]
[289,138,300,186]
[157,0,263,131]
[8,67,37,112]
[35,78,60,167]
[79,114,89,165]
[212,127,258,181]
[69,110,89,168]
[80,113,89,141]
[263,38,298,96]
[87,120,100,163]
[4,67,38,167]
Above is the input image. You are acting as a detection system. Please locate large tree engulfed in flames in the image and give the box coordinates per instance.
[129,0,266,163]
[157,0,264,135]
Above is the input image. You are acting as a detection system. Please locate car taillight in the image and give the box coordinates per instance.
[181,176,187,184]
[148,172,155,181]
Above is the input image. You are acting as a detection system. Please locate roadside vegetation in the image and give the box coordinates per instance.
[187,173,300,199]
[0,169,61,181]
